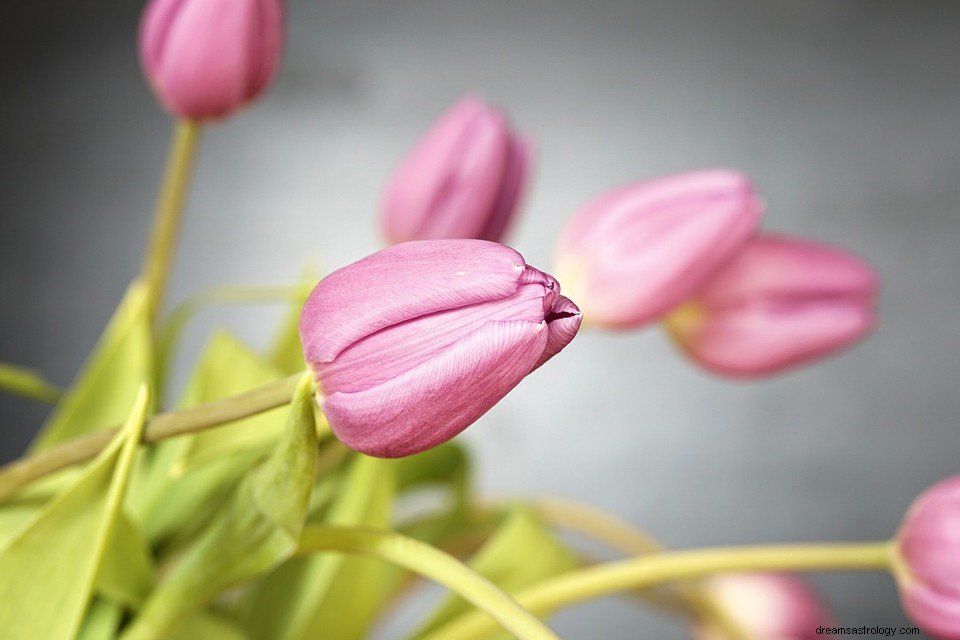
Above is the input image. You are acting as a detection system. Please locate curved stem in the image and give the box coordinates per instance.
[141,119,202,325]
[0,372,304,501]
[297,525,559,640]
[421,541,894,640]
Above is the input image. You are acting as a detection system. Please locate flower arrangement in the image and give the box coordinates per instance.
[0,1,955,639]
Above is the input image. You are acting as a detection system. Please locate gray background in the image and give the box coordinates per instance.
[2,1,959,637]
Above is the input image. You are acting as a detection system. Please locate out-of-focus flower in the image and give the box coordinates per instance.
[894,475,960,639]
[665,234,877,377]
[382,97,532,244]
[554,170,763,329]
[298,239,580,458]
[139,0,284,120]
[695,573,837,640]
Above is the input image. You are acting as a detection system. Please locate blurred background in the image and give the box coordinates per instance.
[3,0,960,636]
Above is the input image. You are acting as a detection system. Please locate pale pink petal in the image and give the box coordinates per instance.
[321,320,548,458]
[478,134,533,242]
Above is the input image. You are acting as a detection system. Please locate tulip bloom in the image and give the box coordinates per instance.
[665,234,877,377]
[894,475,960,639]
[299,240,581,458]
[382,98,532,244]
[696,574,836,640]
[139,0,284,120]
[554,170,763,329]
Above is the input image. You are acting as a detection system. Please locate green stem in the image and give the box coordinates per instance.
[141,119,202,325]
[421,541,894,640]
[0,372,305,501]
[0,362,62,404]
[297,525,560,640]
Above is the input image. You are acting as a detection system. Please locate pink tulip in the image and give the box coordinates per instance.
[553,170,763,329]
[382,97,532,244]
[139,0,284,120]
[298,240,581,458]
[665,234,877,377]
[895,475,960,639]
[695,574,837,640]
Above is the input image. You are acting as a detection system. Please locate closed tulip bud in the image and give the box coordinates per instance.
[382,97,532,244]
[665,234,877,377]
[554,170,763,329]
[298,240,581,458]
[894,476,960,639]
[695,574,837,640]
[139,0,284,120]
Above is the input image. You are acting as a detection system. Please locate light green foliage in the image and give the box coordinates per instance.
[0,387,150,640]
[30,282,153,452]
[240,454,396,640]
[267,281,316,375]
[122,375,318,640]
[77,598,124,640]
[0,361,61,403]
[412,506,580,639]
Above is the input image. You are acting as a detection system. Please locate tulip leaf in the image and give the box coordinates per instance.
[30,281,152,452]
[166,612,249,640]
[240,454,395,640]
[95,511,155,608]
[0,361,61,403]
[0,386,149,640]
[123,375,317,638]
[410,505,580,639]
[77,598,123,640]
[0,469,81,547]
[130,331,287,545]
[172,331,287,472]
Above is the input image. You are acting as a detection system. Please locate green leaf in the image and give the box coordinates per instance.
[0,469,81,548]
[30,281,152,452]
[122,374,318,640]
[240,454,395,640]
[0,361,61,403]
[411,506,580,640]
[172,331,286,472]
[129,331,287,545]
[166,612,249,640]
[77,598,123,640]
[96,511,155,608]
[0,386,150,640]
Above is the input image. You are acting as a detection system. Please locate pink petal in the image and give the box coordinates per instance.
[321,319,548,458]
[477,134,533,242]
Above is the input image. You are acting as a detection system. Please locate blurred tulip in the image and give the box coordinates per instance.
[665,234,877,377]
[696,573,837,640]
[299,239,581,458]
[139,0,284,120]
[554,170,763,329]
[383,97,532,244]
[894,475,960,639]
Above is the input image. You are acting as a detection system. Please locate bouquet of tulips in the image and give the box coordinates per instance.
[1,1,957,639]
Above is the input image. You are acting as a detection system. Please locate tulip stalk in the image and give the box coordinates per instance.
[141,120,202,325]
[0,372,305,500]
[421,541,895,640]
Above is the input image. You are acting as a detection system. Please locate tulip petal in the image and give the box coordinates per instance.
[669,234,878,377]
[383,98,510,243]
[299,240,527,364]
[536,296,582,369]
[899,476,960,598]
[478,135,533,242]
[901,583,960,640]
[321,320,548,458]
[313,280,551,394]
[556,170,762,328]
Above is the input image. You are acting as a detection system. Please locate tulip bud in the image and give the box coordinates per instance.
[665,234,877,377]
[382,98,532,244]
[298,240,581,458]
[695,574,837,640]
[139,0,284,120]
[553,170,763,330]
[894,475,960,639]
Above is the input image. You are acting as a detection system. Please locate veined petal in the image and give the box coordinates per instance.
[299,240,526,363]
[321,320,548,457]
[535,295,582,369]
